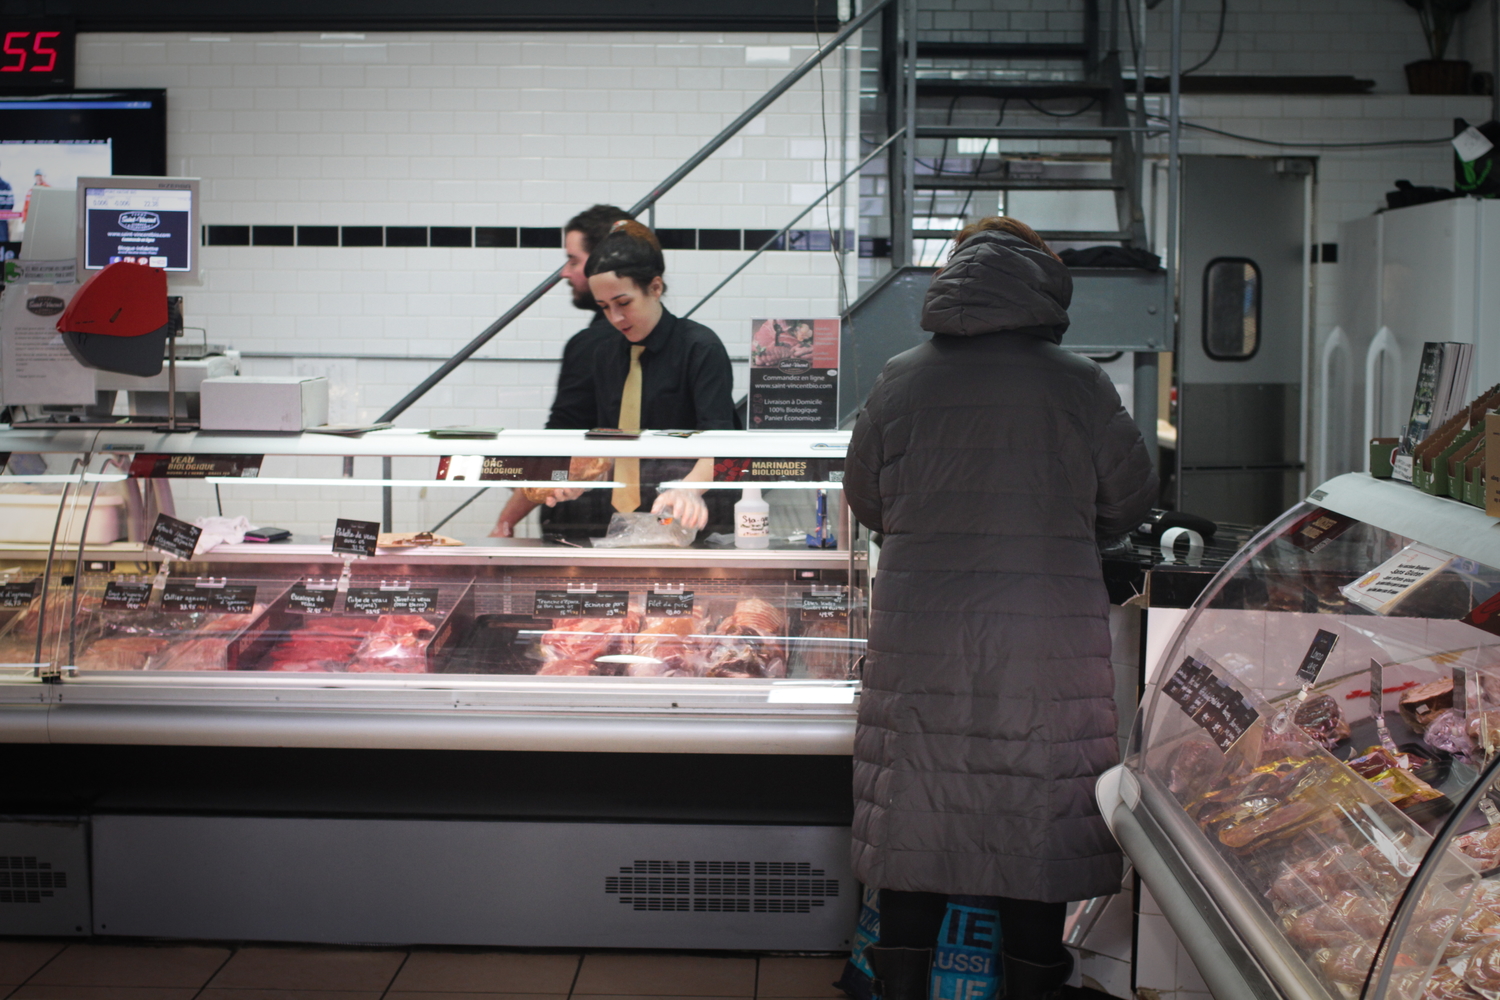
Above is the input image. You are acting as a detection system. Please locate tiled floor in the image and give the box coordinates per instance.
[0,942,848,1000]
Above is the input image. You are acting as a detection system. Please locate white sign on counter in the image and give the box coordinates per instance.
[0,282,94,405]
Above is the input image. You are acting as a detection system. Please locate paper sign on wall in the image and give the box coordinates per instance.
[0,282,94,405]
[747,318,839,429]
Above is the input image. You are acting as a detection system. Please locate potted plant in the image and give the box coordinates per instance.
[1404,0,1475,94]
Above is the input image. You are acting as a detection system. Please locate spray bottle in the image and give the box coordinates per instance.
[734,486,770,548]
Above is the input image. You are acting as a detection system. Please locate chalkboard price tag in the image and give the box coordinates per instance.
[148,514,202,559]
[534,591,584,617]
[645,591,695,616]
[288,584,337,614]
[580,591,630,618]
[801,590,848,622]
[161,582,257,614]
[344,588,395,614]
[332,519,380,557]
[1162,654,1260,753]
[0,580,38,608]
[102,581,152,610]
[392,589,439,614]
[1296,629,1339,685]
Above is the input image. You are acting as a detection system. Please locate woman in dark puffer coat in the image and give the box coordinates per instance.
[844,218,1157,1000]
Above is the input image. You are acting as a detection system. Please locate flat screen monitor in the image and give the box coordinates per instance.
[76,175,199,282]
[0,89,166,249]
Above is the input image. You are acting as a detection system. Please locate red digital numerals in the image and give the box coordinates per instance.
[2,31,60,73]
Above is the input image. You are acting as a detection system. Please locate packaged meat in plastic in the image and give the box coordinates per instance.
[629,615,711,676]
[1318,942,1375,985]
[146,608,263,671]
[1166,737,1227,800]
[1427,708,1478,761]
[1401,678,1456,734]
[1294,693,1352,750]
[541,613,641,665]
[1348,745,1413,779]
[348,615,439,673]
[1454,826,1500,871]
[1269,845,1387,912]
[795,616,858,679]
[1453,938,1500,999]
[1470,712,1500,756]
[1366,766,1446,811]
[591,512,696,549]
[1287,907,1359,952]
[708,598,788,677]
[1421,965,1484,1000]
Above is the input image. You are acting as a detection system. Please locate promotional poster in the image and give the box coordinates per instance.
[747,317,839,430]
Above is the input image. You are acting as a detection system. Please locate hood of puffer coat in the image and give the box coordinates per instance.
[920,229,1073,339]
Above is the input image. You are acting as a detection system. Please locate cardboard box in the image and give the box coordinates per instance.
[1370,438,1399,478]
[200,376,329,432]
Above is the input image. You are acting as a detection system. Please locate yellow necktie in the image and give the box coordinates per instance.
[612,344,646,513]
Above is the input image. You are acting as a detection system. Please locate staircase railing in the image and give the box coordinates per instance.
[376,0,893,425]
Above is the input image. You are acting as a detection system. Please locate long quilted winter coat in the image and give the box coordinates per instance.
[845,230,1158,902]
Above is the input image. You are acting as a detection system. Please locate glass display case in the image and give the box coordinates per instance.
[1099,472,1500,1000]
[0,427,865,754]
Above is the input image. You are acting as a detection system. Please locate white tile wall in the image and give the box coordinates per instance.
[77,30,861,436]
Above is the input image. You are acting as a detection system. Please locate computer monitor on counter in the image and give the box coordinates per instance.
[75,176,200,283]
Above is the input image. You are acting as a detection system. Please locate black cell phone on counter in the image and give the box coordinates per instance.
[244,527,292,543]
[585,427,640,440]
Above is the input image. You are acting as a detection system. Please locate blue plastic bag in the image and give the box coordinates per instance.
[930,896,1003,1000]
[833,885,880,1000]
[834,890,1003,1000]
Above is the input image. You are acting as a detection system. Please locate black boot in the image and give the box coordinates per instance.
[1003,950,1073,1000]
[865,946,932,1000]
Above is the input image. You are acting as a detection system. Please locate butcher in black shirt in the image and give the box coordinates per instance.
[491,205,630,537]
[534,220,735,534]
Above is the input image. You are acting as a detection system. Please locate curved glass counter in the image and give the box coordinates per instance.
[1106,472,1500,1000]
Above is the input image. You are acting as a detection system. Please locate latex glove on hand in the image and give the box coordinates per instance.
[544,487,586,506]
[651,489,708,531]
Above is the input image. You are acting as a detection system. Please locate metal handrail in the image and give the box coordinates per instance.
[682,129,904,320]
[376,0,892,424]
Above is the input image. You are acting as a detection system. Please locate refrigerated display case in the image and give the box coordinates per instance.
[0,427,868,947]
[1099,472,1500,1000]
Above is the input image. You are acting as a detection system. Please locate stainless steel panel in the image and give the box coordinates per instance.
[1066,269,1170,352]
[841,265,1170,424]
[1178,468,1302,528]
[1177,383,1299,468]
[0,819,90,936]
[44,703,857,754]
[1179,157,1308,386]
[93,815,858,950]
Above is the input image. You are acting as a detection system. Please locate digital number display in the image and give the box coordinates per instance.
[0,22,74,89]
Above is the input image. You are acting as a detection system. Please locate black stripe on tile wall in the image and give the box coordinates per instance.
[385,226,428,247]
[253,225,294,246]
[698,229,741,250]
[199,227,876,254]
[298,226,339,246]
[341,226,383,247]
[519,227,562,249]
[207,225,250,246]
[655,228,695,250]
[475,227,518,248]
[431,226,473,248]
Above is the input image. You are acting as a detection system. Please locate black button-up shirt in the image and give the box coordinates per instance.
[545,313,615,430]
[590,308,735,431]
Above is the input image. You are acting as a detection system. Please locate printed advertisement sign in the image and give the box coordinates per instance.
[748,317,839,429]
